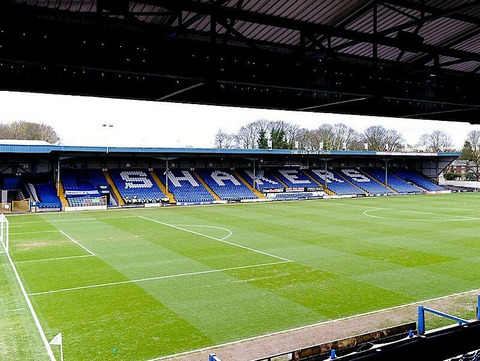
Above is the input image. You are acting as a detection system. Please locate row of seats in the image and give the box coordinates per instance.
[196,170,257,201]
[48,167,445,206]
[306,169,366,196]
[35,183,62,208]
[363,168,420,193]
[391,168,444,191]
[62,169,108,191]
[157,170,215,203]
[336,168,394,195]
[109,170,166,202]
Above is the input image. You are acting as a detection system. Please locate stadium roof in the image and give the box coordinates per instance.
[1,0,479,122]
[0,143,460,160]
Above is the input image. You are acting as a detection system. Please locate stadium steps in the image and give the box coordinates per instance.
[389,172,421,193]
[271,173,289,188]
[303,171,337,195]
[302,170,337,195]
[193,172,220,201]
[57,180,70,210]
[234,172,265,198]
[302,170,325,189]
[334,169,370,195]
[360,168,397,193]
[150,172,176,204]
[104,171,125,206]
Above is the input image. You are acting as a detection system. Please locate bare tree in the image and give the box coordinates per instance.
[331,123,362,150]
[363,125,404,151]
[417,130,454,152]
[234,120,270,148]
[316,124,335,150]
[214,129,234,148]
[0,121,60,144]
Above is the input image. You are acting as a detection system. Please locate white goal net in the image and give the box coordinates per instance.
[0,213,9,254]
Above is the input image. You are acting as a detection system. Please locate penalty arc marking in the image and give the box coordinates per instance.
[138,216,291,262]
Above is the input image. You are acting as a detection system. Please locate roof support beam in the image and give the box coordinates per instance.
[411,27,480,66]
[382,0,480,25]
[139,0,480,62]
[332,1,478,55]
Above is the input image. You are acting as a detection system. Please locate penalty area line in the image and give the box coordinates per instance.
[138,216,291,263]
[59,230,95,256]
[28,260,291,296]
[14,254,94,264]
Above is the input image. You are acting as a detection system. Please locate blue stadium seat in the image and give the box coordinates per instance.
[36,183,61,209]
[391,168,444,191]
[336,168,394,195]
[156,170,215,203]
[61,169,109,206]
[196,170,257,201]
[271,169,317,188]
[362,168,421,193]
[110,170,165,202]
[307,169,365,195]
[239,169,283,192]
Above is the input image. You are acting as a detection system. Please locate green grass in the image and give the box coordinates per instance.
[2,193,480,360]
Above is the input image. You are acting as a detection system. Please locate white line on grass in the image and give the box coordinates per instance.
[363,208,480,222]
[138,216,291,262]
[7,216,138,225]
[2,252,56,360]
[28,260,291,296]
[59,230,95,256]
[149,287,480,361]
[174,224,233,240]
[9,230,62,235]
[15,254,94,264]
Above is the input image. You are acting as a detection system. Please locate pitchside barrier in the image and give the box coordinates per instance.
[249,296,480,361]
[0,203,12,213]
[417,295,480,335]
[12,199,31,212]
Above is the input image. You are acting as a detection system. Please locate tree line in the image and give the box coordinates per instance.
[0,121,60,144]
[214,119,455,152]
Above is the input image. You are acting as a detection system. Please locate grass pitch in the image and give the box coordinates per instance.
[2,193,480,360]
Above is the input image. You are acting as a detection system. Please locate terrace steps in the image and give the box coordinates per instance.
[193,172,220,201]
[360,168,396,193]
[104,171,125,206]
[334,169,368,195]
[234,172,265,198]
[150,172,176,203]
[302,170,336,195]
[56,180,69,209]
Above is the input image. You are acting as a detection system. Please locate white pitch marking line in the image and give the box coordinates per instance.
[7,216,138,225]
[149,287,480,361]
[138,216,291,262]
[15,254,94,264]
[28,260,291,296]
[363,208,480,222]
[10,230,61,235]
[59,230,95,256]
[3,248,56,360]
[174,224,233,240]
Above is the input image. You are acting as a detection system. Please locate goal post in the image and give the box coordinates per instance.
[0,213,9,254]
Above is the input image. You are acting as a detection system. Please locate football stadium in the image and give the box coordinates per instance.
[1,1,480,361]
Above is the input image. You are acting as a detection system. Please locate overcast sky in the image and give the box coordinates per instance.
[0,91,476,149]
